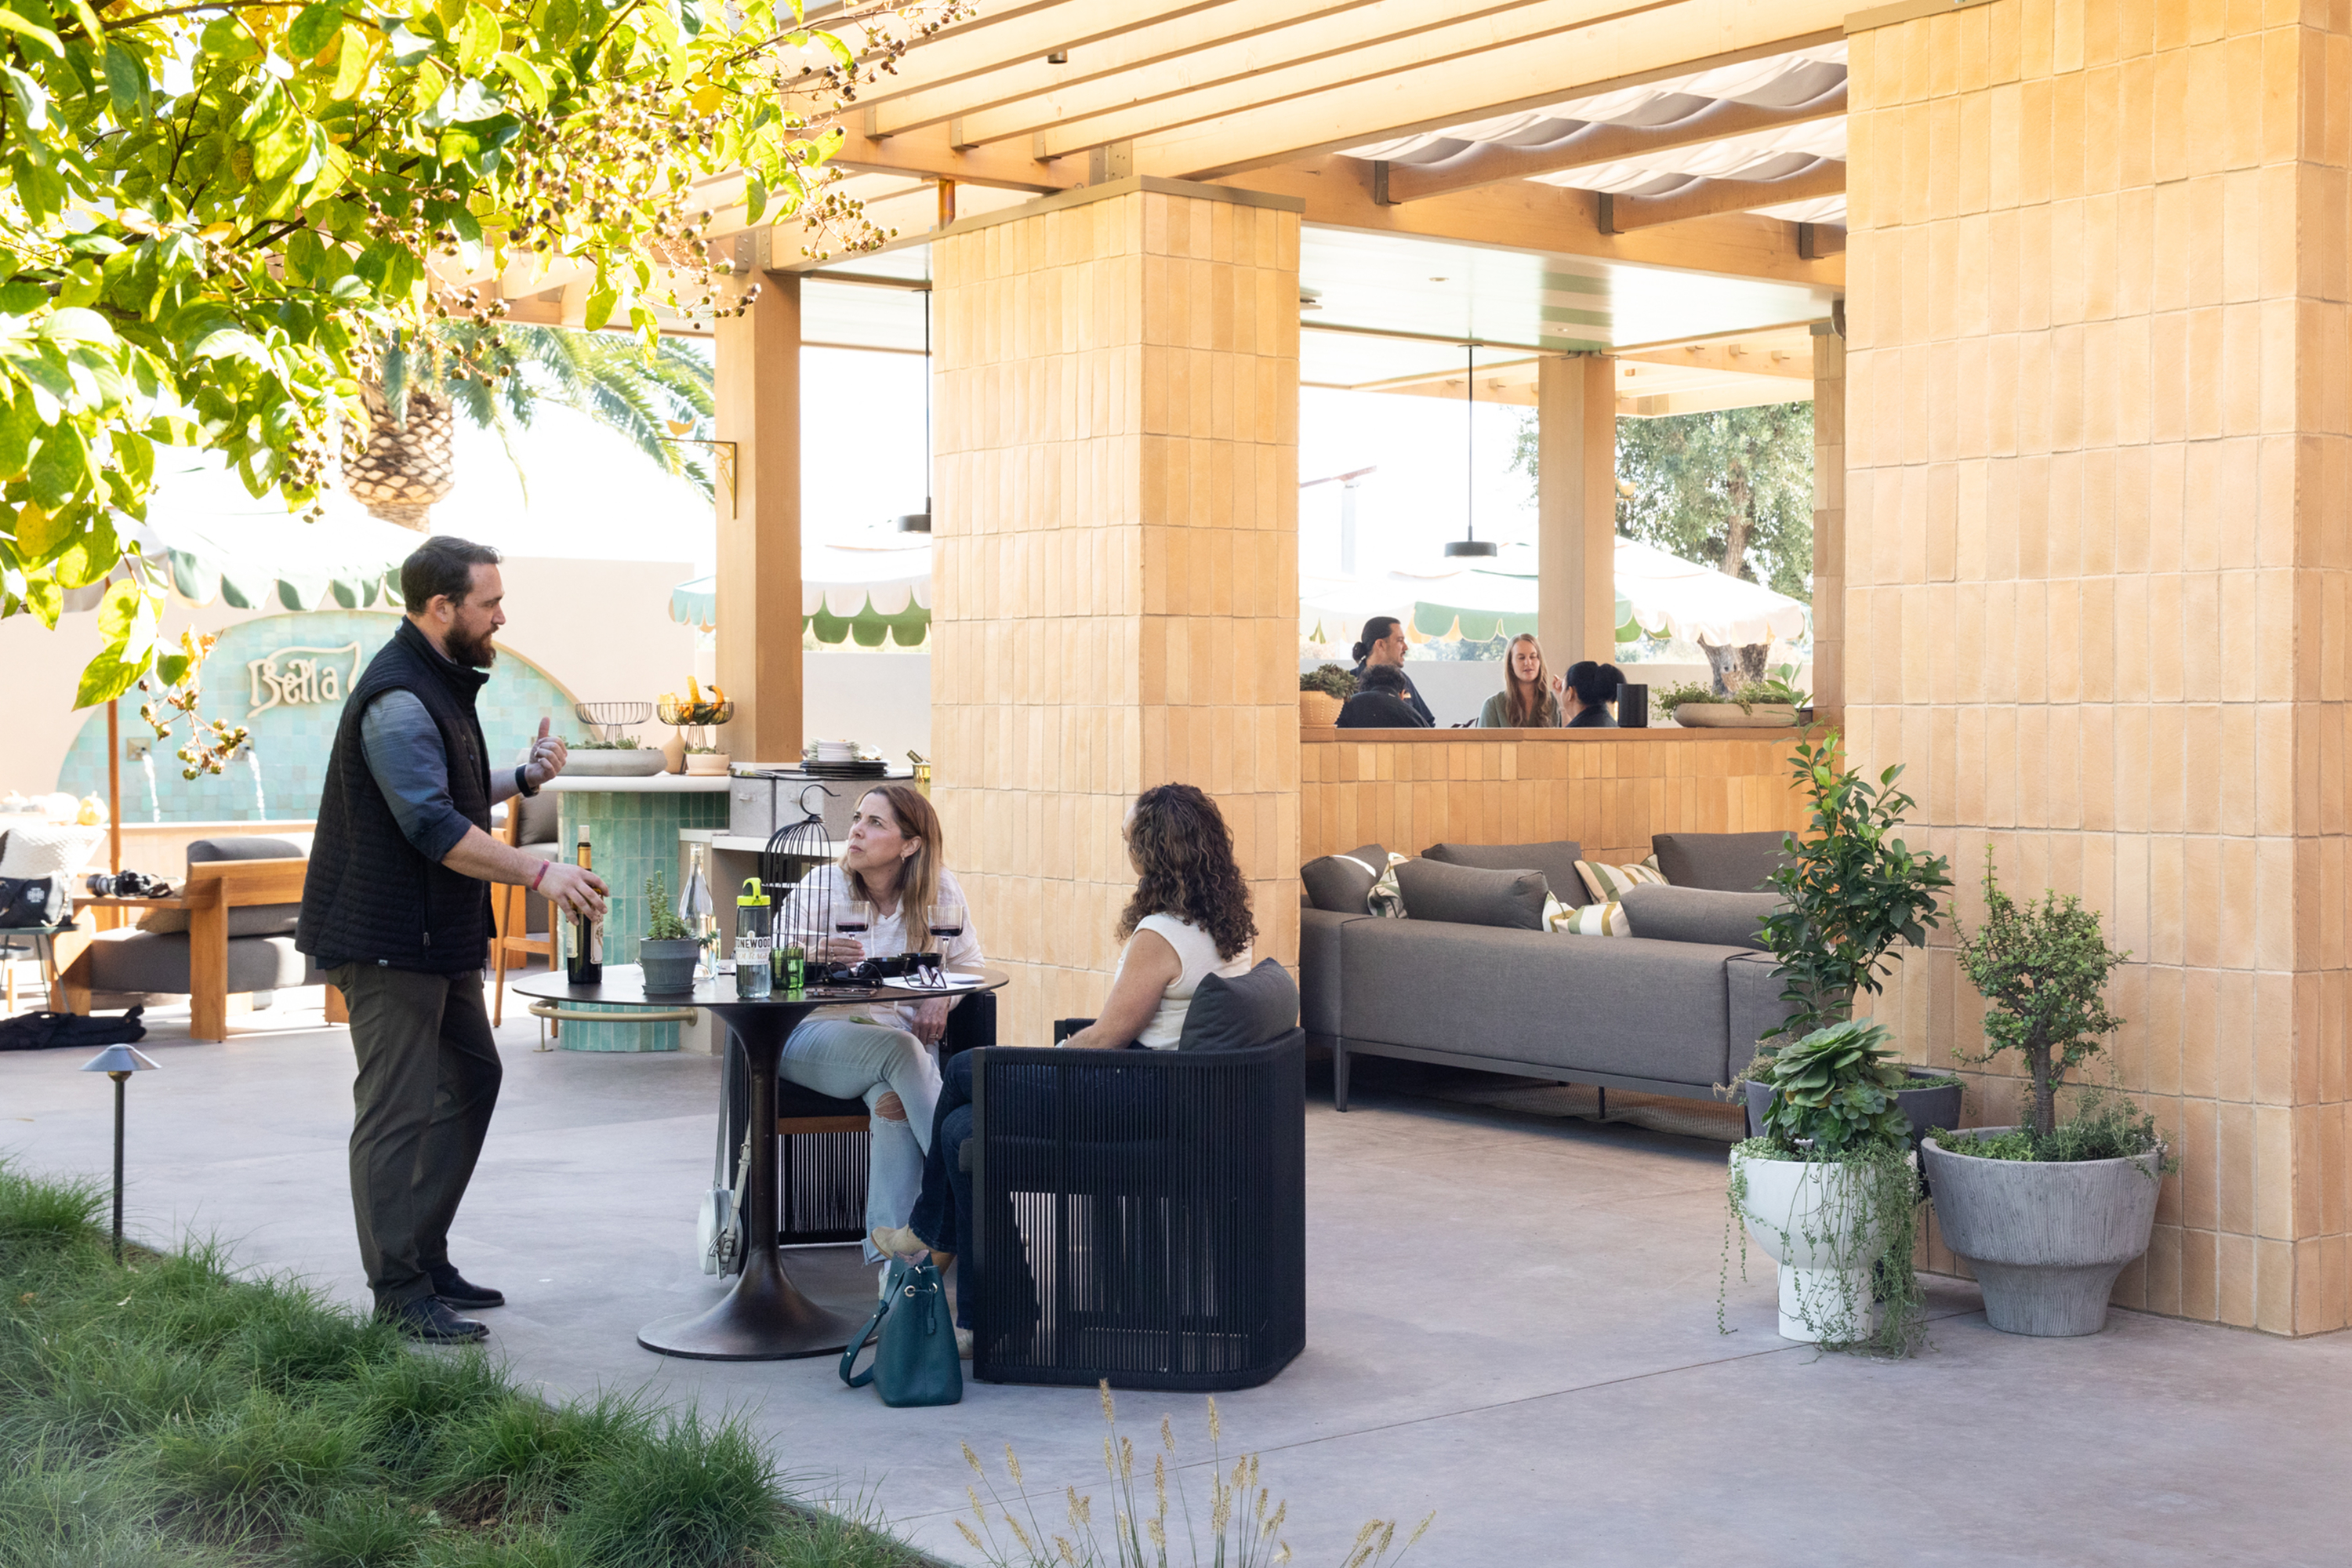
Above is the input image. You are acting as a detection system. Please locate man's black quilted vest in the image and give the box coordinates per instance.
[298,618,494,974]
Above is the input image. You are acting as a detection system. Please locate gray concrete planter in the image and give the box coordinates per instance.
[1920,1128,2165,1337]
[638,938,702,994]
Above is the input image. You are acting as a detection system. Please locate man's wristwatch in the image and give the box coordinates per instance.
[515,764,540,798]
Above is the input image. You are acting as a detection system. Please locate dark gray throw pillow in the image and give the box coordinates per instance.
[1178,959,1300,1051]
[1394,858,1547,931]
[1300,843,1388,913]
[1421,840,1584,904]
[1650,830,1792,892]
[1620,884,1780,950]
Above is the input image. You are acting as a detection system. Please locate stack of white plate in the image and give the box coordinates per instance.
[809,739,860,763]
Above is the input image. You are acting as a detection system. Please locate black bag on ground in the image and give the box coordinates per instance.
[0,1007,146,1052]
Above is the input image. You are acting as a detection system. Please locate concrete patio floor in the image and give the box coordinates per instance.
[5,991,2351,1566]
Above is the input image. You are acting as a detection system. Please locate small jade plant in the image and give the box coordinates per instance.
[1954,850,2134,1143]
[645,872,691,942]
[1299,663,1358,699]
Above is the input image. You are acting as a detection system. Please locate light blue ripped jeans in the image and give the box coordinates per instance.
[778,1017,941,1265]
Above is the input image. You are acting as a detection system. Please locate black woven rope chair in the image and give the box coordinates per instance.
[967,962,1305,1390]
[724,991,996,1247]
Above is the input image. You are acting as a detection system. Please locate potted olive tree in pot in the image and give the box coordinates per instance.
[1739,733,1961,1145]
[1920,853,2168,1338]
[639,872,702,994]
[1728,1018,1923,1349]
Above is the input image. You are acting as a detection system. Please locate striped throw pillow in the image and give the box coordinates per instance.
[1548,898,1630,937]
[1574,855,1668,904]
[1367,854,1410,918]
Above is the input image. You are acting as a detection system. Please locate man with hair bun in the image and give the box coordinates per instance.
[1347,615,1435,727]
[299,537,608,1342]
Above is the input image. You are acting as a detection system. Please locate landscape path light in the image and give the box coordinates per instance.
[80,1044,160,1261]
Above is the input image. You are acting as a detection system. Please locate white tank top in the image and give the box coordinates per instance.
[1121,913,1254,1050]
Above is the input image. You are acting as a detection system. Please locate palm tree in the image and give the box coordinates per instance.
[343,324,715,531]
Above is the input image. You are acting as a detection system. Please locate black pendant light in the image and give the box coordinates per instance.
[1444,341,1495,557]
[893,286,933,533]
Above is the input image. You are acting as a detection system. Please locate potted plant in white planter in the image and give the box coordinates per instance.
[1727,1018,1923,1351]
[639,871,702,994]
[1739,732,1958,1136]
[1921,852,2166,1337]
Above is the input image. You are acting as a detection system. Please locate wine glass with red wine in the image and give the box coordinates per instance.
[833,897,872,964]
[923,898,964,986]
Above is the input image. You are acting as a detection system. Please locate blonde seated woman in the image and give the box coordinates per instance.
[776,784,983,1290]
[1477,633,1566,728]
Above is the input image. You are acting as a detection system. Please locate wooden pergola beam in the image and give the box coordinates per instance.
[937,0,1570,151]
[1378,83,1846,203]
[1128,0,1846,180]
[1597,160,1842,230]
[869,0,1384,136]
[834,0,1245,112]
[1220,155,1844,289]
[1032,0,1690,162]
[831,121,1086,193]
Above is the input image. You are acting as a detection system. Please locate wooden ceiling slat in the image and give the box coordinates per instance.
[938,0,1563,150]
[1029,0,1684,160]
[833,0,1241,109]
[1127,0,1846,180]
[1382,84,1846,203]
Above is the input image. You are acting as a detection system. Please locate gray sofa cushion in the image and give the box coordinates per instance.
[1338,917,1745,1089]
[1298,907,1364,1039]
[1621,884,1780,950]
[1394,859,1547,931]
[85,930,321,996]
[1726,950,1798,1071]
[1651,830,1791,892]
[1421,840,1584,903]
[1179,959,1299,1051]
[188,836,310,938]
[1301,844,1388,913]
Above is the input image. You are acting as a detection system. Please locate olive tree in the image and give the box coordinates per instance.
[1955,849,2129,1138]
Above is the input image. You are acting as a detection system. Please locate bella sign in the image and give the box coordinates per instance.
[248,644,362,715]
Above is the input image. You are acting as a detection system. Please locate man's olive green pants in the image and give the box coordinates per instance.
[331,964,502,1310]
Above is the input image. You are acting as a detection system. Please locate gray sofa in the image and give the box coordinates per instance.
[82,836,325,999]
[1300,833,1796,1110]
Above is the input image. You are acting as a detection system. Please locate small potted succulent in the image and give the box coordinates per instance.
[1727,1018,1923,1350]
[1920,852,2167,1337]
[639,871,702,993]
[1298,663,1357,727]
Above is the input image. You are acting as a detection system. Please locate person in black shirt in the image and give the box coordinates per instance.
[1338,663,1432,728]
[1348,616,1436,727]
[1562,660,1625,728]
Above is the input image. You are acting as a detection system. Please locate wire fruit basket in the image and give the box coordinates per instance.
[657,695,735,757]
[575,702,653,743]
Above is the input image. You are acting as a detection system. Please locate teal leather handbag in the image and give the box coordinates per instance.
[839,1258,962,1407]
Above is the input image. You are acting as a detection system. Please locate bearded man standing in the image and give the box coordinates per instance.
[299,537,608,1341]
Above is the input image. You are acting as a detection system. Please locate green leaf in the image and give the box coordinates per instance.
[332,23,369,97]
[13,499,70,559]
[93,574,144,643]
[0,388,32,478]
[20,575,62,628]
[0,9,61,58]
[103,40,143,117]
[457,2,500,74]
[75,645,148,708]
[289,2,343,60]
[493,49,546,110]
[26,425,89,509]
[53,513,118,588]
[155,652,191,686]
[581,278,617,332]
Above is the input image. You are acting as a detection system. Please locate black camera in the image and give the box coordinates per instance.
[815,952,924,986]
[85,869,172,899]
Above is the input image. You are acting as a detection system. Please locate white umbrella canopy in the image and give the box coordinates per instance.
[669,536,932,645]
[1613,536,1809,647]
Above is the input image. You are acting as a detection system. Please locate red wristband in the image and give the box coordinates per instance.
[530,862,547,891]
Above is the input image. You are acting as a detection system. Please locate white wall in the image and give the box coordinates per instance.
[802,650,931,763]
[0,555,696,801]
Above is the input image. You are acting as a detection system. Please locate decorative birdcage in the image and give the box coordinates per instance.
[762,783,835,977]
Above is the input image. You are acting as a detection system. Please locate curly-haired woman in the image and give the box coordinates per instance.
[870,782,1257,1352]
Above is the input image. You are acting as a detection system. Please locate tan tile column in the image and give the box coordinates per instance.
[929,178,1302,1043]
[1537,354,1620,668]
[1845,1,2348,1333]
[713,271,801,763]
[1809,322,1844,714]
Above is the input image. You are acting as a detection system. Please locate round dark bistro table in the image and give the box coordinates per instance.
[511,964,1009,1361]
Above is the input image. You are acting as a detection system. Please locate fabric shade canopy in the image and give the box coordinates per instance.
[669,539,932,647]
[1613,536,1809,647]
